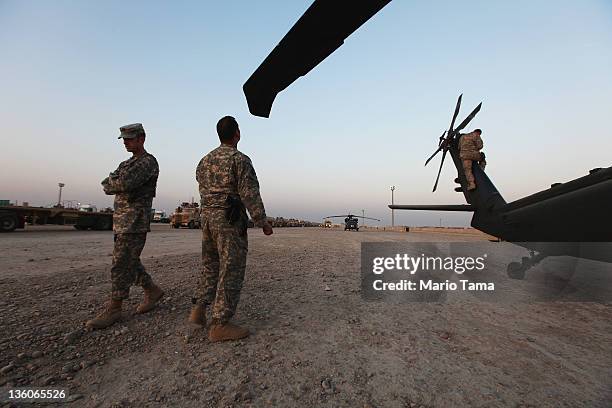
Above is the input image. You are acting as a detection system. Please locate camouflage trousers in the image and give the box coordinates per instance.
[111,233,152,300]
[462,160,477,189]
[194,210,248,323]
[462,159,486,189]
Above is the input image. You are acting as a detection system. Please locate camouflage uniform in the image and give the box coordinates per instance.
[194,145,267,323]
[458,131,484,189]
[102,151,159,300]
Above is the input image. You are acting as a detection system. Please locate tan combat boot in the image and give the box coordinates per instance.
[208,322,250,342]
[188,304,206,327]
[136,283,164,314]
[86,300,122,329]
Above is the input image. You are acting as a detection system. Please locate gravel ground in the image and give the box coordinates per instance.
[0,225,610,407]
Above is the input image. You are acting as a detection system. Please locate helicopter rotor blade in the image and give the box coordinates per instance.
[453,102,482,133]
[437,130,447,147]
[448,94,462,133]
[354,216,381,221]
[432,149,448,192]
[425,147,441,167]
[425,131,447,166]
[324,215,349,218]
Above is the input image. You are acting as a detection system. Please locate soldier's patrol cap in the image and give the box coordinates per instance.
[118,123,145,139]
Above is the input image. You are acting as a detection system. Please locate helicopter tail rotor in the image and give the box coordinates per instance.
[427,95,482,192]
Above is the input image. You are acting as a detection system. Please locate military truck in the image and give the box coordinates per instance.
[0,203,113,232]
[170,202,201,229]
[152,210,170,223]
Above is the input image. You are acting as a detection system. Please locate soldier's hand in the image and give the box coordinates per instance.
[262,222,273,236]
[101,177,111,193]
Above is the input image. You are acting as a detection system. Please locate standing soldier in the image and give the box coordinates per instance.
[87,123,164,329]
[458,128,486,190]
[190,116,273,342]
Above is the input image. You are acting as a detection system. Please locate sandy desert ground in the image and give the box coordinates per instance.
[0,225,611,407]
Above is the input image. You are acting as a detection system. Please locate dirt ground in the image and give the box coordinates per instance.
[0,225,610,407]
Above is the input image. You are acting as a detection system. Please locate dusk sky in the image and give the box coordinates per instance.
[1,0,611,226]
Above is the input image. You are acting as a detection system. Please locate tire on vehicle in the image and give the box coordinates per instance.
[0,214,18,232]
[95,216,112,231]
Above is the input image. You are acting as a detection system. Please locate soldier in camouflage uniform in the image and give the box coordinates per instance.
[189,116,273,342]
[87,123,164,329]
[458,128,486,191]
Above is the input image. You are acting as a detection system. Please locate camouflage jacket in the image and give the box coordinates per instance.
[196,145,267,226]
[458,132,484,161]
[102,151,159,234]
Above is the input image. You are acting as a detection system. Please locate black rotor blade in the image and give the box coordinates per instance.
[437,130,447,147]
[324,215,349,218]
[448,94,462,133]
[425,131,446,166]
[243,0,392,117]
[354,216,381,221]
[454,102,482,133]
[425,147,442,166]
[432,149,448,192]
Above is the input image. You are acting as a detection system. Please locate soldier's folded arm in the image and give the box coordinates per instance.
[236,155,267,226]
[101,176,120,195]
[104,157,159,193]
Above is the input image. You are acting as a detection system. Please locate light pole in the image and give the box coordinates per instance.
[362,209,365,227]
[58,183,65,207]
[390,186,395,227]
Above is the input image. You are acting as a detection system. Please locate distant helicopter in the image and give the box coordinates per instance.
[389,95,612,278]
[243,0,612,279]
[324,214,380,231]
